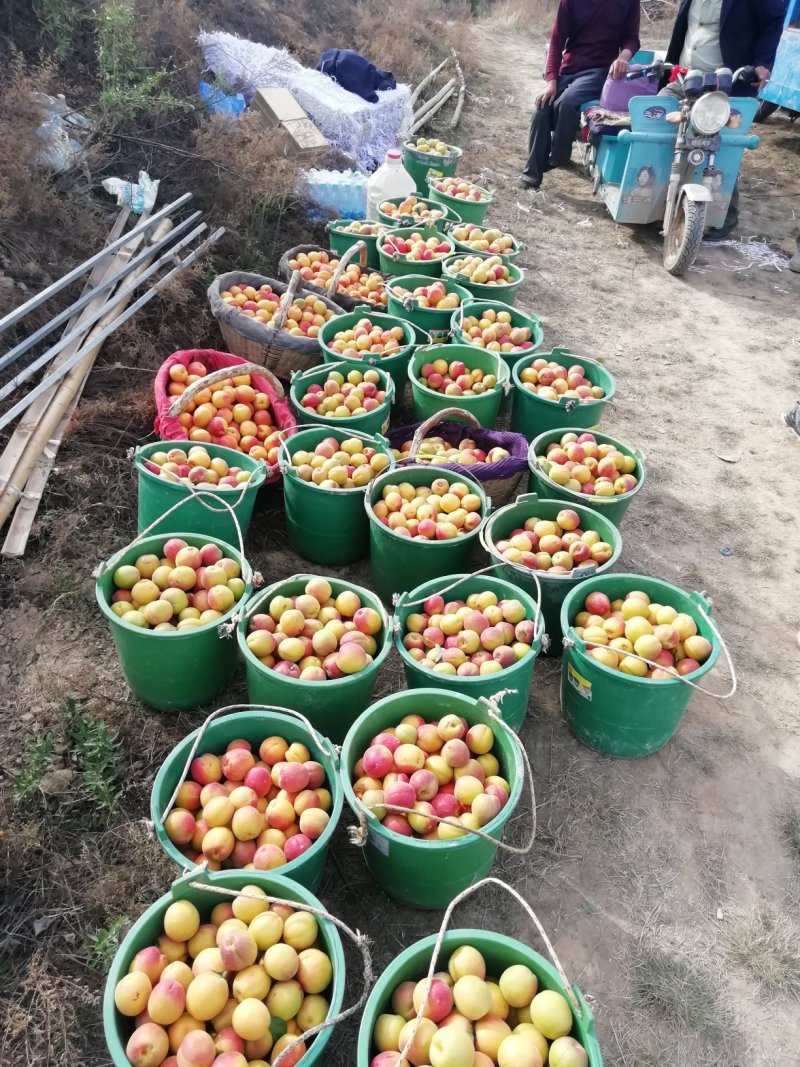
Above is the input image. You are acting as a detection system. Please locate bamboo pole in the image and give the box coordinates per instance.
[450,50,466,129]
[411,81,456,133]
[410,56,452,107]
[0,209,133,506]
[0,219,173,533]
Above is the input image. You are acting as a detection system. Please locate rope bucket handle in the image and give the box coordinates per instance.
[95,490,252,590]
[166,361,287,417]
[132,442,267,498]
[479,511,599,592]
[184,873,372,1067]
[399,874,583,1064]
[242,574,391,637]
[563,597,737,700]
[277,428,391,478]
[326,241,368,298]
[391,563,545,646]
[159,702,338,824]
[406,406,482,461]
[349,694,536,859]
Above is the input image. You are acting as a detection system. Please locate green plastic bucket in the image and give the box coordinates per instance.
[340,689,524,908]
[560,573,722,757]
[451,230,522,264]
[442,252,525,305]
[327,219,383,270]
[408,343,510,429]
[237,574,391,744]
[528,428,647,528]
[386,275,474,344]
[403,140,462,194]
[481,492,622,651]
[328,218,386,271]
[151,705,342,889]
[365,464,489,605]
[428,179,493,225]
[289,361,394,436]
[103,867,345,1067]
[279,426,395,565]
[318,307,421,399]
[358,926,602,1066]
[377,194,460,232]
[377,226,455,278]
[135,441,266,545]
[451,300,544,417]
[511,347,617,441]
[95,531,252,711]
[393,572,543,731]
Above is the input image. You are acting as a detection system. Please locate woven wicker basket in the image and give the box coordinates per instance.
[390,407,529,507]
[207,270,344,380]
[277,241,390,313]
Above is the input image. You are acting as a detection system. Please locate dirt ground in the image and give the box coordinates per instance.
[2,9,800,1067]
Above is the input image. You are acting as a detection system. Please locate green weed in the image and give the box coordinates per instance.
[13,732,56,804]
[87,917,126,970]
[66,703,122,814]
[96,1,185,124]
[35,0,84,59]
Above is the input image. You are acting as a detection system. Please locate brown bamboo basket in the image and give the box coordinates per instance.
[277,241,390,313]
[207,270,344,380]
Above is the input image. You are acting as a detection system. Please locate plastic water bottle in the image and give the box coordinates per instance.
[366,149,416,220]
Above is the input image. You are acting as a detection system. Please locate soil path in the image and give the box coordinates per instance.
[451,20,800,1065]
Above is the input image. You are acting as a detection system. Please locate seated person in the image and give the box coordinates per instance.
[520,0,641,190]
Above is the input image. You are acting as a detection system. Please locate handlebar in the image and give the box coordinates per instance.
[625,62,758,93]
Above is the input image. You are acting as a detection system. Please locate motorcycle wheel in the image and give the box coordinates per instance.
[663,196,706,276]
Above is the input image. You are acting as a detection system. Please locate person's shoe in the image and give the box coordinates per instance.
[517,176,541,190]
[789,247,800,273]
[706,223,737,241]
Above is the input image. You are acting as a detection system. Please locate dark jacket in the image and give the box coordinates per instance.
[665,0,787,73]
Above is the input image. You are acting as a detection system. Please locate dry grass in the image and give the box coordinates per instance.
[780,806,800,865]
[725,907,800,1000]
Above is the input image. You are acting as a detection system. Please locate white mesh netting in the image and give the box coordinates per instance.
[199,31,413,171]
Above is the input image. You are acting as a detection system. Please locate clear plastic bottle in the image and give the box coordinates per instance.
[366,149,416,220]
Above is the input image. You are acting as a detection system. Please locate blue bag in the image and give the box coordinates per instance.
[316,48,396,103]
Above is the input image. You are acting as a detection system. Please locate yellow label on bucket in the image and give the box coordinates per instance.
[427,168,444,179]
[568,663,592,701]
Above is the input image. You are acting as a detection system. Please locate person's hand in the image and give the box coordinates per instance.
[609,57,629,80]
[536,80,558,108]
[755,65,770,89]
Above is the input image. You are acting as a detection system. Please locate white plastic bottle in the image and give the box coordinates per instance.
[366,149,416,219]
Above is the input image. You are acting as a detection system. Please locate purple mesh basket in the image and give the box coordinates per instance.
[389,407,529,506]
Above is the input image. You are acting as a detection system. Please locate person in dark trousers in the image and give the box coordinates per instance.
[661,0,787,235]
[519,0,641,190]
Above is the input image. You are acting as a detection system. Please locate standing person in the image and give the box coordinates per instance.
[519,0,641,190]
[661,0,787,234]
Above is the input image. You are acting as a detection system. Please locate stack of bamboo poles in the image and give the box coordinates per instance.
[0,195,225,557]
[410,50,467,134]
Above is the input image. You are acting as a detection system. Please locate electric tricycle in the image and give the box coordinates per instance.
[583,63,761,275]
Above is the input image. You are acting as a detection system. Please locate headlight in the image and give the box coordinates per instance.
[691,92,731,135]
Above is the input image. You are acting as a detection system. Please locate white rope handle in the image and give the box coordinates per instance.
[563,601,737,700]
[185,876,372,1067]
[277,423,392,479]
[400,876,582,1063]
[97,489,250,584]
[350,697,535,856]
[159,702,338,825]
[241,574,387,632]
